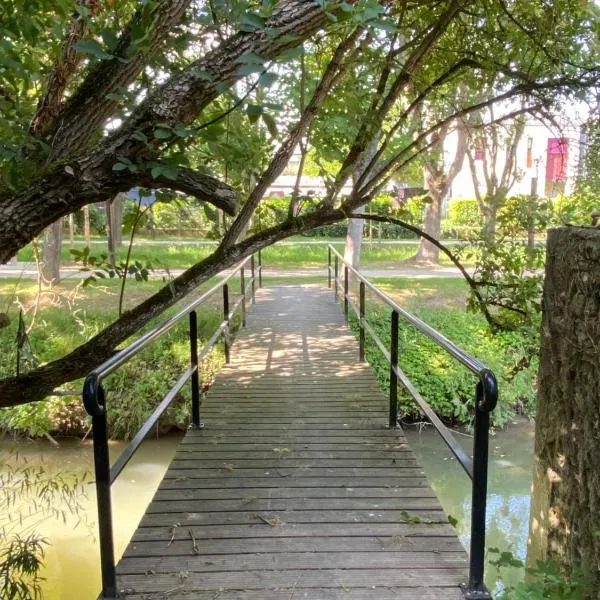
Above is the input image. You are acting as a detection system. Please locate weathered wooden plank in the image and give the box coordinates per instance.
[138,509,447,527]
[157,477,434,490]
[131,522,460,541]
[117,551,468,574]
[145,497,443,513]
[123,536,464,558]
[121,588,463,600]
[168,458,419,468]
[117,568,467,593]
[153,486,437,501]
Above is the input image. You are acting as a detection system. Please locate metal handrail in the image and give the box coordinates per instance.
[327,244,496,600]
[83,250,263,600]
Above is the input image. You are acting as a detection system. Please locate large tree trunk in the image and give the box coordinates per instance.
[527,227,600,594]
[41,219,63,285]
[481,201,498,240]
[413,192,442,263]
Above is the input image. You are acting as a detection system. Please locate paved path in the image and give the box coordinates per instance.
[116,285,467,599]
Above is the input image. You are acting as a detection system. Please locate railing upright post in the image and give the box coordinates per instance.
[344,265,349,322]
[240,266,246,327]
[465,382,492,599]
[250,255,256,304]
[328,247,332,288]
[223,283,230,363]
[389,310,399,428]
[189,310,202,429]
[334,255,339,300]
[258,250,263,287]
[359,281,365,362]
[89,384,117,599]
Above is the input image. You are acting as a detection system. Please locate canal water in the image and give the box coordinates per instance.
[404,418,535,595]
[1,420,534,599]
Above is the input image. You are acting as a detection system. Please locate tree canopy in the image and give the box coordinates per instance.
[0,0,598,406]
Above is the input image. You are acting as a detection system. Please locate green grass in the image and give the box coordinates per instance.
[16,239,474,270]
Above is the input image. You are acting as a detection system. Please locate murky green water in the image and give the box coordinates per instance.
[2,421,534,599]
[404,418,535,596]
[1,435,181,600]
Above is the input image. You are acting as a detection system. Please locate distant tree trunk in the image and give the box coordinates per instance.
[527,177,538,255]
[106,199,116,267]
[527,227,600,594]
[83,205,91,246]
[111,193,124,247]
[41,219,62,284]
[68,214,75,247]
[481,202,498,240]
[344,134,380,268]
[414,178,442,263]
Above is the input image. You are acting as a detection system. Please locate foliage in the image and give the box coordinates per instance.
[0,451,90,599]
[490,549,592,600]
[348,303,538,428]
[447,199,483,229]
[552,187,600,226]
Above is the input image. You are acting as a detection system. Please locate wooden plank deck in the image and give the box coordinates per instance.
[117,285,468,599]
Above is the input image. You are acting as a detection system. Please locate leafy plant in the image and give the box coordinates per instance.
[0,452,90,599]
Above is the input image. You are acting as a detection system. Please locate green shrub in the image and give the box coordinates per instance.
[552,187,600,226]
[349,304,537,427]
[446,198,482,227]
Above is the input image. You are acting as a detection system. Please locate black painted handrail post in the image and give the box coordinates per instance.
[223,283,230,363]
[258,250,263,287]
[334,254,339,300]
[464,381,492,599]
[359,281,365,362]
[240,266,246,327]
[344,265,349,322]
[88,384,117,599]
[328,246,332,288]
[189,310,202,429]
[389,310,399,428]
[250,255,256,304]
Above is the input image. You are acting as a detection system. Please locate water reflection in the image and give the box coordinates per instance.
[0,435,181,600]
[403,419,535,595]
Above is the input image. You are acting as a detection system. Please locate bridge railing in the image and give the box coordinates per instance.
[327,244,497,600]
[82,251,262,599]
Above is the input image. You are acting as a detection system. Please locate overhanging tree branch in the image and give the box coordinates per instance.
[130,166,239,215]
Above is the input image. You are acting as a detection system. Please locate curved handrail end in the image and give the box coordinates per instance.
[478,368,498,412]
[83,374,105,417]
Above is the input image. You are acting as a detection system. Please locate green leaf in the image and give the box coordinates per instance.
[258,72,277,88]
[173,124,192,138]
[236,52,266,65]
[448,515,458,528]
[236,63,264,76]
[238,13,266,32]
[151,166,163,178]
[131,130,148,143]
[105,93,126,102]
[276,46,304,61]
[246,104,263,123]
[154,128,172,140]
[73,39,114,60]
[262,113,278,137]
[112,162,128,171]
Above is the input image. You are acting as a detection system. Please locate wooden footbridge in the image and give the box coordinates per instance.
[82,247,497,600]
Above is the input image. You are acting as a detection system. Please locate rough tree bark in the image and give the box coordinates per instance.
[527,227,600,594]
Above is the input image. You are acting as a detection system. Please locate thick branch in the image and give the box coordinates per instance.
[30,0,98,136]
[48,0,192,158]
[133,166,239,215]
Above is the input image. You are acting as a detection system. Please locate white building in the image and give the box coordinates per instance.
[446,118,583,200]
